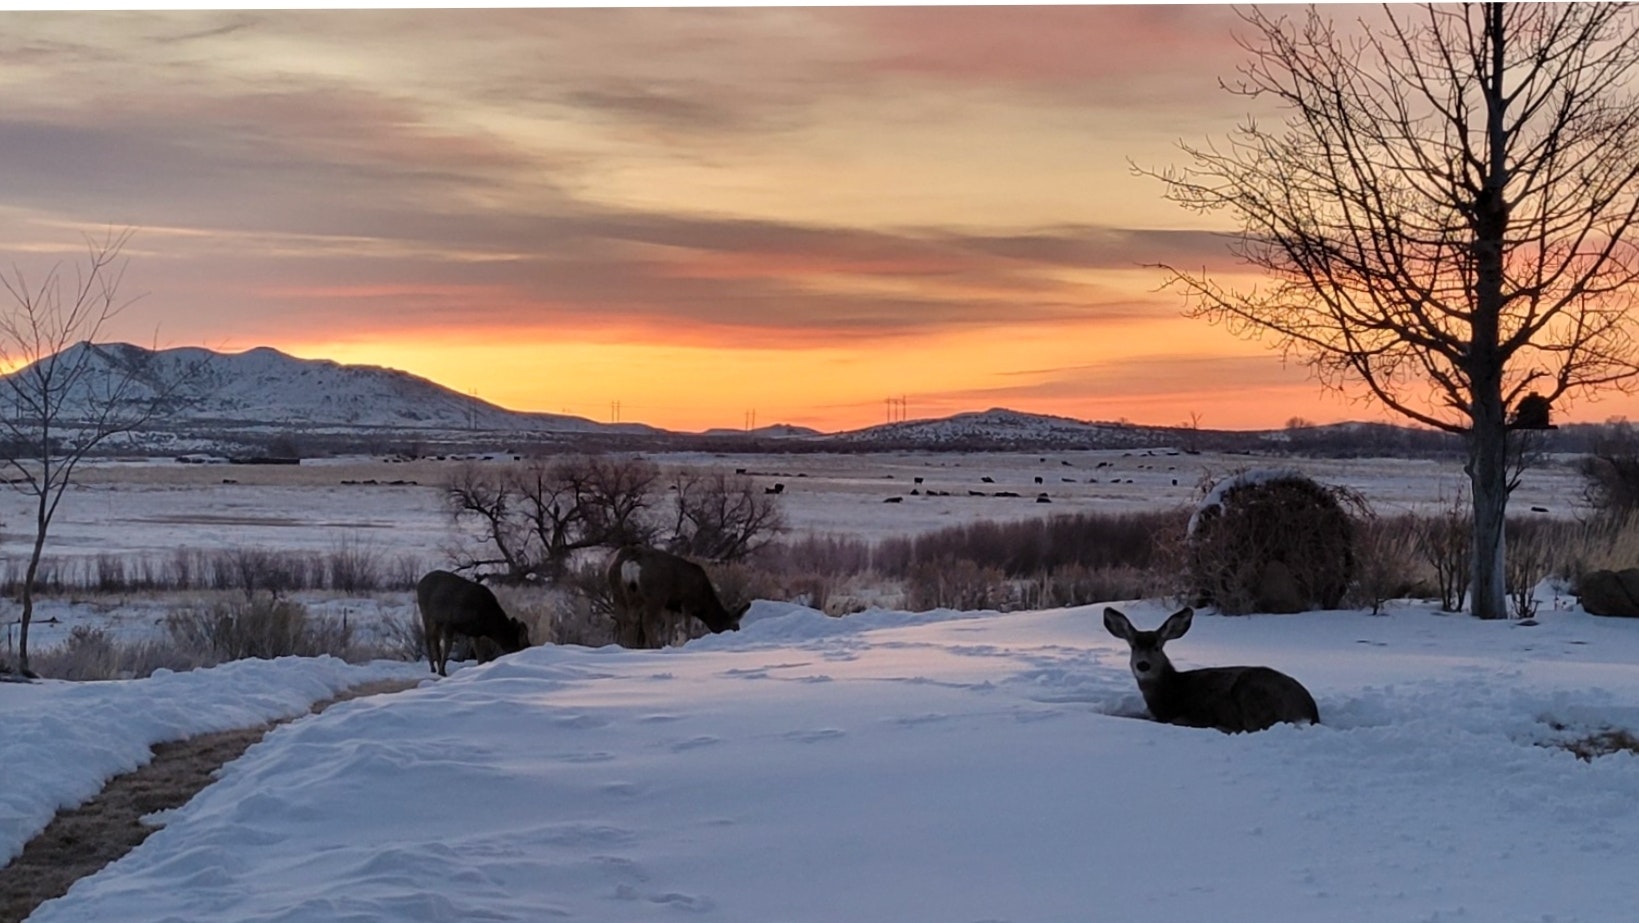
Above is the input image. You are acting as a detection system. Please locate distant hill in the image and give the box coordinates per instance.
[698,423,824,439]
[5,342,656,436]
[7,342,1564,459]
[828,407,1186,451]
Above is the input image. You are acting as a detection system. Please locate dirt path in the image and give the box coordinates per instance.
[0,677,420,923]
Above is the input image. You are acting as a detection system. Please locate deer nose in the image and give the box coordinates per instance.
[1135,659,1151,673]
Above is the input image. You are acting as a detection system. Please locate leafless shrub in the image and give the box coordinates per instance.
[28,625,209,681]
[1417,489,1473,612]
[1502,518,1580,620]
[905,559,1007,612]
[1563,511,1639,579]
[1347,513,1426,615]
[871,510,1187,579]
[326,536,382,594]
[1578,425,1639,519]
[375,609,426,663]
[1018,565,1157,610]
[667,470,785,562]
[752,533,873,577]
[165,596,354,661]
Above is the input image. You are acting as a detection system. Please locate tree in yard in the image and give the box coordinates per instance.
[0,231,190,675]
[1149,4,1639,618]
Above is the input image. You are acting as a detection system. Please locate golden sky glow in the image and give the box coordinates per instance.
[3,6,1637,433]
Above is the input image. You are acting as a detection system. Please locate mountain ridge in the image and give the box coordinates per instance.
[2,342,1504,457]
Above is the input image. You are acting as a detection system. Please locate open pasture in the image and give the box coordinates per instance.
[17,448,1589,562]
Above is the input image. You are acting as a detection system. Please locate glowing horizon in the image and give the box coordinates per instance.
[5,7,1639,435]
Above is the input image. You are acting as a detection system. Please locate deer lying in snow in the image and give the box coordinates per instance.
[416,570,531,676]
[1103,606,1318,733]
[607,546,747,649]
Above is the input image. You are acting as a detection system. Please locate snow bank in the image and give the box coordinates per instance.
[0,656,427,866]
[14,601,1639,922]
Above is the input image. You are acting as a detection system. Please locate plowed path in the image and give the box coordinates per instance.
[0,678,420,923]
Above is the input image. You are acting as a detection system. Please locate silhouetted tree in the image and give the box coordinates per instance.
[0,231,191,675]
[1150,4,1639,618]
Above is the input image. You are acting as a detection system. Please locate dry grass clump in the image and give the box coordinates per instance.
[30,594,370,680]
[1542,718,1639,761]
[0,545,427,599]
[26,627,209,681]
[1558,729,1639,761]
[164,596,356,661]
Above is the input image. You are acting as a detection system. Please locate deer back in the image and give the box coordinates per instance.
[416,570,529,652]
[1151,665,1319,733]
[608,546,742,633]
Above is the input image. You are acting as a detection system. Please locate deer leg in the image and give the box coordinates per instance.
[614,602,644,650]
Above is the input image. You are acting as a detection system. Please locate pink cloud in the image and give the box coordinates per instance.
[845,6,1247,92]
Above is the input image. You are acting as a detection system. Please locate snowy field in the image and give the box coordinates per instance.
[5,448,1635,921]
[5,448,1586,650]
[16,448,1589,563]
[8,599,1639,922]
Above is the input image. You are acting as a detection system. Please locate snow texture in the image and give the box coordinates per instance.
[10,599,1639,922]
[1187,466,1309,535]
[0,657,426,867]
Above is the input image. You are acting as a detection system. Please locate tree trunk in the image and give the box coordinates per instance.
[1467,2,1511,622]
[1468,408,1511,620]
[16,500,50,676]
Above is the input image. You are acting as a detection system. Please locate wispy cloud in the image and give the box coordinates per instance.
[0,7,1410,431]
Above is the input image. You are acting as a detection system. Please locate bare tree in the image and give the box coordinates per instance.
[0,231,191,675]
[442,455,661,581]
[442,461,530,578]
[666,470,785,562]
[1150,4,1639,618]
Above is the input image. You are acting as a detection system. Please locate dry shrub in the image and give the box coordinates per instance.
[1347,513,1428,614]
[1557,512,1639,580]
[1558,729,1639,761]
[876,510,1186,579]
[905,559,1007,612]
[1018,565,1158,610]
[374,608,429,663]
[28,626,208,681]
[165,596,355,661]
[1417,489,1472,611]
[1188,470,1361,614]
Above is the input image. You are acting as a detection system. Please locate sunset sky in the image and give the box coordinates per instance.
[4,6,1634,433]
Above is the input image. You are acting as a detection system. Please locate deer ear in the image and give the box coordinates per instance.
[1102,607,1133,640]
[1159,607,1194,641]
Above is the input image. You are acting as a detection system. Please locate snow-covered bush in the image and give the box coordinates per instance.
[1187,469,1361,614]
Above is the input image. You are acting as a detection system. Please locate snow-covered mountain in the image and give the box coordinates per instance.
[5,343,654,435]
[829,407,1182,450]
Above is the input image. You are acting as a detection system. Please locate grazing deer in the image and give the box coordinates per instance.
[1103,606,1319,733]
[416,570,531,676]
[607,546,747,649]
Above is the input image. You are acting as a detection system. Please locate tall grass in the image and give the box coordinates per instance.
[0,545,428,598]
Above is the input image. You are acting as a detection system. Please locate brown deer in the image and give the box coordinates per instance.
[416,570,531,676]
[1103,606,1318,733]
[606,546,747,649]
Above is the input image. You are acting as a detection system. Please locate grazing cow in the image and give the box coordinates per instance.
[416,570,531,676]
[607,546,747,649]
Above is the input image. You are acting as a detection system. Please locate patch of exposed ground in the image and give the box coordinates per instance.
[0,678,419,923]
